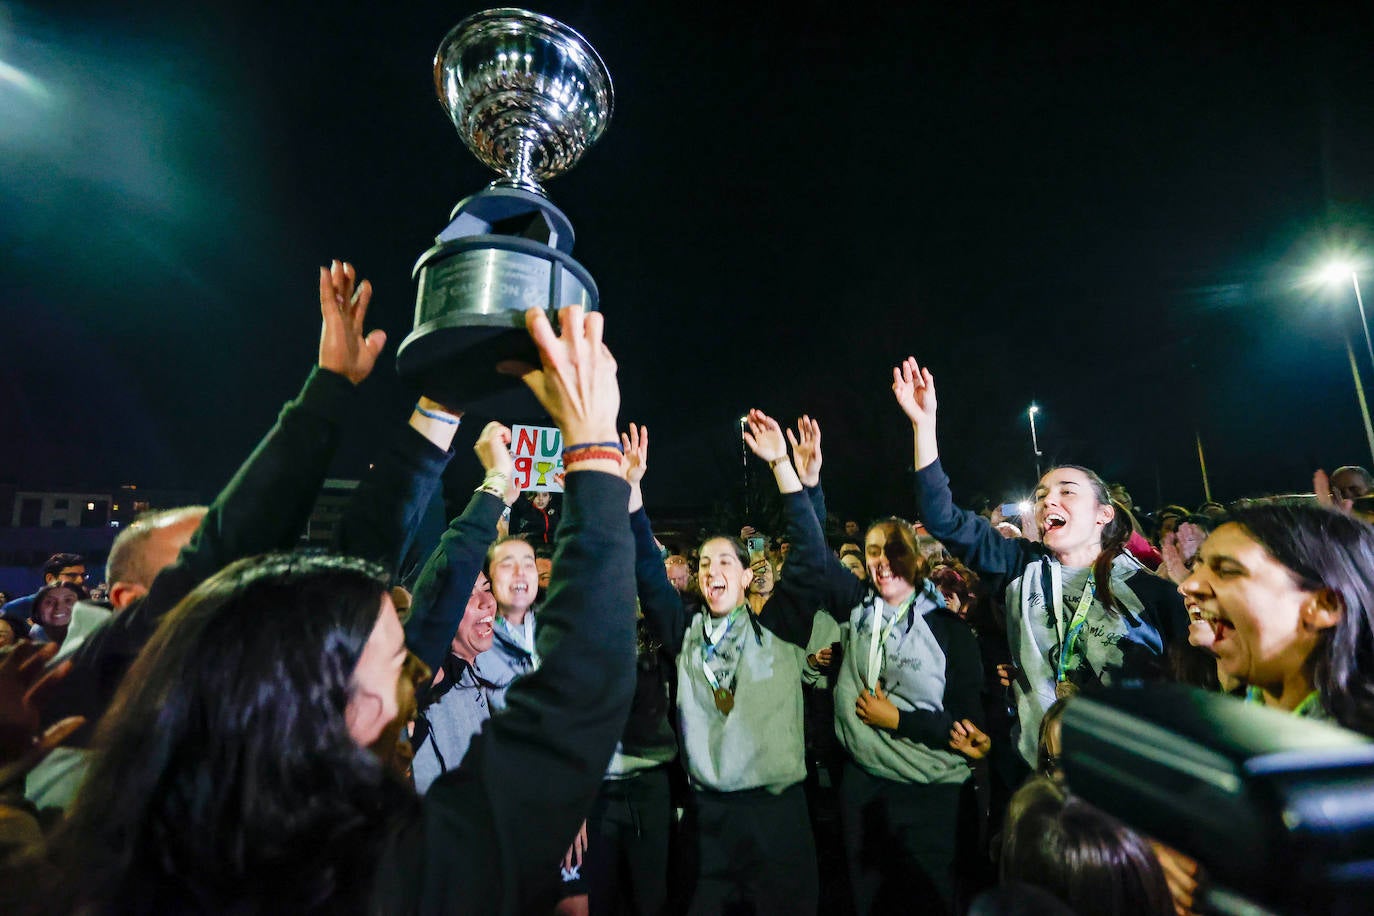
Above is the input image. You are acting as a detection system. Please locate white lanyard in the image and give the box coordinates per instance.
[866,594,915,689]
[503,615,540,670]
[700,608,740,691]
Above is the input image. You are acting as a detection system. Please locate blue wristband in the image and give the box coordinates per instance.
[416,405,459,425]
[564,440,623,452]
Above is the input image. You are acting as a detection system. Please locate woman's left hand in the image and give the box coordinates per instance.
[855,682,900,731]
[742,409,788,463]
[786,415,823,488]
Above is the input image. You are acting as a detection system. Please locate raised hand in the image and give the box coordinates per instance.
[1314,469,1353,514]
[948,718,992,760]
[786,415,823,488]
[499,306,620,453]
[621,423,649,486]
[475,422,520,504]
[741,409,788,463]
[891,356,937,428]
[318,260,386,385]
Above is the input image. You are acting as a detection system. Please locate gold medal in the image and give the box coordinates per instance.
[713,686,735,714]
[1055,680,1078,700]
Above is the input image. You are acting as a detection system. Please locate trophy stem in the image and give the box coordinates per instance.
[492,133,544,196]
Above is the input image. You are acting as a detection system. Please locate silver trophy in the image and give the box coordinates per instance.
[397,8,613,406]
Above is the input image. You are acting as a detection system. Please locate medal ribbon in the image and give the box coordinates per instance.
[1245,686,1322,717]
[1051,566,1095,684]
[700,607,742,693]
[865,593,917,690]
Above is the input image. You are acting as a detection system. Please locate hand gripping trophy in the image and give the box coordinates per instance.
[398,8,613,405]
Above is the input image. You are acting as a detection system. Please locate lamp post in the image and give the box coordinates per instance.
[1028,404,1043,479]
[1318,261,1374,465]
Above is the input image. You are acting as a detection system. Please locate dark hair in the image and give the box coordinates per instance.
[42,552,85,578]
[866,518,929,587]
[698,534,751,567]
[483,533,534,577]
[1045,466,1131,614]
[930,564,974,610]
[1000,777,1173,916]
[1225,504,1374,736]
[47,552,414,913]
[33,581,87,631]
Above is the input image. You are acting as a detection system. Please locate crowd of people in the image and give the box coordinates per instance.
[2,262,1374,915]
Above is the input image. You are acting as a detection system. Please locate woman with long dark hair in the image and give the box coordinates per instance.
[35,305,637,915]
[892,357,1190,767]
[1180,502,1374,735]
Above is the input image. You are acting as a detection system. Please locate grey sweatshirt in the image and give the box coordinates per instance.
[676,609,809,794]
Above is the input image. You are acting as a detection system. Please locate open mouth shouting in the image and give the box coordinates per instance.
[705,577,729,607]
[1041,512,1068,537]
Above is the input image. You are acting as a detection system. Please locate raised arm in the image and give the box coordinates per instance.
[46,262,382,739]
[622,423,689,656]
[331,395,462,577]
[893,357,1027,582]
[743,412,865,647]
[404,423,520,674]
[401,305,637,913]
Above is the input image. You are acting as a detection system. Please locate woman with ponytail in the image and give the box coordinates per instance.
[891,358,1190,767]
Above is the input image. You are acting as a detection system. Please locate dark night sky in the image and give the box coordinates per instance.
[3,1,1374,525]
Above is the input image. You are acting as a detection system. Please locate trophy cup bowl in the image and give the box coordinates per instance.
[397,9,613,409]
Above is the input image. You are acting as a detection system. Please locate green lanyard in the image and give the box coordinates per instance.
[1052,570,1095,684]
[1245,686,1322,718]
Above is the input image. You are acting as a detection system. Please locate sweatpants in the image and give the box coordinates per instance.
[586,766,673,916]
[839,760,965,915]
[683,783,818,916]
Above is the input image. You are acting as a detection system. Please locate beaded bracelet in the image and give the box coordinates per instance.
[563,447,625,464]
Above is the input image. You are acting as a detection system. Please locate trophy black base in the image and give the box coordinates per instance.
[397,188,599,411]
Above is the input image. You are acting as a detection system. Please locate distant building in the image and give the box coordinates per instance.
[0,483,200,595]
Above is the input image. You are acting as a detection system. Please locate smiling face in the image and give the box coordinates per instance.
[37,585,79,628]
[865,524,919,605]
[697,537,753,616]
[489,539,538,617]
[451,573,497,662]
[1180,523,1337,690]
[1033,467,1114,563]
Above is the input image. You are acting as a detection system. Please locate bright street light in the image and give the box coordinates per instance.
[1314,258,1374,465]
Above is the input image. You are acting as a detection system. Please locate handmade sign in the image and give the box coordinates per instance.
[511,424,564,492]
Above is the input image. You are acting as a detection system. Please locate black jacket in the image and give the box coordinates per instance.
[378,471,636,915]
[41,368,453,745]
